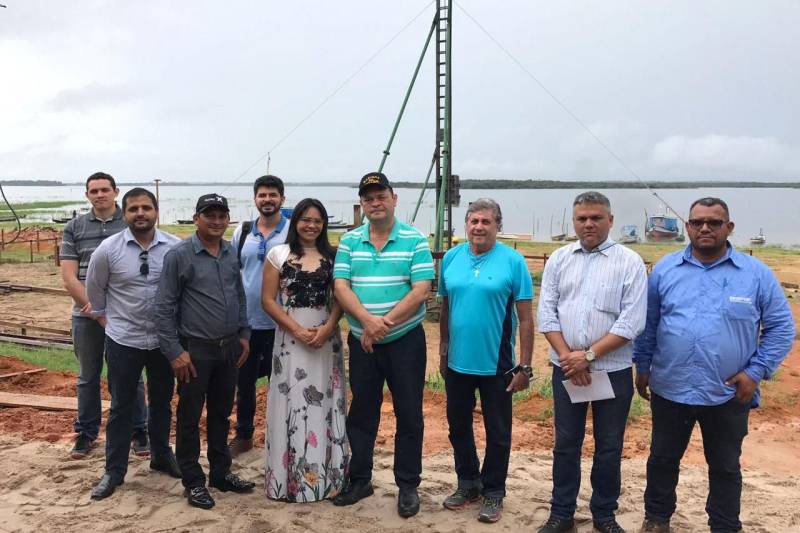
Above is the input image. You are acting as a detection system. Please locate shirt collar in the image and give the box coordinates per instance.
[252,215,288,238]
[570,237,616,256]
[191,232,230,256]
[361,217,400,244]
[680,241,741,269]
[122,228,170,248]
[88,205,122,222]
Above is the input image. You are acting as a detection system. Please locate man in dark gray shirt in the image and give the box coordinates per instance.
[155,193,255,510]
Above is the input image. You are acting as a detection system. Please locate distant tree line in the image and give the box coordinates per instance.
[0,180,63,186]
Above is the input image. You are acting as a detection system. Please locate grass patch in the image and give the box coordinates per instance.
[0,342,86,375]
[0,200,77,214]
[628,395,650,422]
[533,375,553,398]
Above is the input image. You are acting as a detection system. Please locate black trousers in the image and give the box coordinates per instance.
[346,325,426,489]
[105,337,175,482]
[176,339,240,489]
[644,393,750,533]
[234,329,274,439]
[445,368,513,498]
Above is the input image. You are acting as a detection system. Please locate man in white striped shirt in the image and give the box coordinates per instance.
[536,191,647,533]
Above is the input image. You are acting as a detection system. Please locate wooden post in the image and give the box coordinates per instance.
[35,230,40,252]
[1,228,4,248]
[29,240,34,262]
[154,178,162,228]
[54,240,61,266]
[352,204,362,228]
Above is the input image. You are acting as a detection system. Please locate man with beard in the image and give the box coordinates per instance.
[155,193,255,510]
[60,172,148,459]
[228,175,289,456]
[85,187,182,499]
[635,197,794,533]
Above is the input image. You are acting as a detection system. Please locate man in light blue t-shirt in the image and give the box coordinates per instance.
[228,175,289,456]
[438,198,534,524]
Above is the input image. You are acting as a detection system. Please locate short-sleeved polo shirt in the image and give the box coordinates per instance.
[438,242,533,375]
[59,206,127,315]
[333,217,434,343]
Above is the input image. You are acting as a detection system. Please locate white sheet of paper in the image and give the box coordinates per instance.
[561,370,616,403]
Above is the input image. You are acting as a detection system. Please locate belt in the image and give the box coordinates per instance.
[183,335,237,348]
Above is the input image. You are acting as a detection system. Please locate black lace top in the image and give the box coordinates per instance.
[279,257,333,309]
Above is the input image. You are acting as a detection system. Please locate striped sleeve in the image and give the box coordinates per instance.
[333,234,353,280]
[410,234,435,282]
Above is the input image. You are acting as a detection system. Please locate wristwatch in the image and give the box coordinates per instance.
[517,364,533,379]
[584,349,596,362]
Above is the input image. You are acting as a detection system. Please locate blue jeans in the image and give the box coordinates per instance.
[105,337,175,482]
[445,368,513,498]
[234,329,274,439]
[72,316,147,440]
[644,394,749,533]
[550,365,633,521]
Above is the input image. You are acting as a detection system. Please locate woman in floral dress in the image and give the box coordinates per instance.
[261,198,349,502]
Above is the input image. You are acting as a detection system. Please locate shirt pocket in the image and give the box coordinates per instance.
[594,282,623,314]
[723,300,759,322]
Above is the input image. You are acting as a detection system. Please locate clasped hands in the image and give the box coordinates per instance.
[293,322,336,349]
[559,350,592,387]
[360,314,395,353]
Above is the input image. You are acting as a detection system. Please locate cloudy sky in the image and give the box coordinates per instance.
[1,0,798,184]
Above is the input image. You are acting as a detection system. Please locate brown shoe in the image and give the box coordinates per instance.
[639,519,670,533]
[228,436,253,457]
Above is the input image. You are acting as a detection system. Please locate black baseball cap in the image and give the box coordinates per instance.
[195,193,229,214]
[358,172,392,196]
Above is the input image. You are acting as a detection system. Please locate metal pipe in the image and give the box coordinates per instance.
[411,150,438,224]
[378,15,439,173]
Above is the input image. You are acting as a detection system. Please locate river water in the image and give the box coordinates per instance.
[3,185,798,246]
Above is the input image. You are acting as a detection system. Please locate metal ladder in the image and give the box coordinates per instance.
[435,0,452,251]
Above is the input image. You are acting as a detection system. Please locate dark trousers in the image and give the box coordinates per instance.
[104,337,175,482]
[176,340,239,489]
[445,368,513,498]
[72,316,147,440]
[644,393,749,533]
[346,325,426,489]
[551,365,633,521]
[234,329,274,439]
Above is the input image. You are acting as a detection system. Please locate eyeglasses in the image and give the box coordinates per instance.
[687,219,727,230]
[298,217,324,226]
[139,250,149,276]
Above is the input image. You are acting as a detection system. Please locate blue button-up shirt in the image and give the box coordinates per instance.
[634,244,795,407]
[85,228,181,350]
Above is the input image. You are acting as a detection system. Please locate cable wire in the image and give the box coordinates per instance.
[455,1,684,221]
[0,183,22,244]
[222,0,436,193]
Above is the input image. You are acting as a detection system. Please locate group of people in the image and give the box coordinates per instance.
[60,170,794,533]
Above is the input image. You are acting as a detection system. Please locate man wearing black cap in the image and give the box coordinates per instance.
[155,193,255,509]
[333,172,435,517]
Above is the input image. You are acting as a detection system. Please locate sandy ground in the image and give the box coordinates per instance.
[1,256,800,532]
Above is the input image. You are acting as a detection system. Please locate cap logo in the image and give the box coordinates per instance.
[363,176,381,186]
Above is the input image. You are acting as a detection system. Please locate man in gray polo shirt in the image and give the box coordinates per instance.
[155,193,255,510]
[60,172,148,459]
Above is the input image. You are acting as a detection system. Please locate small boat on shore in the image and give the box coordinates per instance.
[619,224,640,244]
[497,232,533,241]
[750,229,766,245]
[644,210,683,242]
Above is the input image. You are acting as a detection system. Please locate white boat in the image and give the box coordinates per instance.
[750,229,766,245]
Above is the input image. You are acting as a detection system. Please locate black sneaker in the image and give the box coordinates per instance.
[208,472,255,493]
[478,496,503,523]
[70,434,95,459]
[538,516,576,533]
[185,486,215,509]
[594,518,625,533]
[131,430,150,457]
[443,486,481,510]
[332,479,374,506]
[639,519,670,532]
[228,435,253,458]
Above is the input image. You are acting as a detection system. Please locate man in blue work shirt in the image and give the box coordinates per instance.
[634,197,795,533]
[228,175,289,456]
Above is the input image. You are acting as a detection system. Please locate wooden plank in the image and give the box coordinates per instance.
[0,368,46,380]
[0,391,111,412]
[781,281,799,290]
[0,319,71,336]
[0,284,70,296]
[0,334,73,349]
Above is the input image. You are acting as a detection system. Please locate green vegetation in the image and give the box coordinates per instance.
[628,395,650,422]
[0,342,89,375]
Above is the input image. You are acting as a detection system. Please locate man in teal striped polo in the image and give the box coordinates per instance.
[332,172,434,518]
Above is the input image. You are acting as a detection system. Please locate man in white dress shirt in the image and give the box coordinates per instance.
[536,191,648,533]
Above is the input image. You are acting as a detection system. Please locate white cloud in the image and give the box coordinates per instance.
[651,134,800,179]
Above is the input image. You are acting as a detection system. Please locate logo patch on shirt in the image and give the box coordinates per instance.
[729,296,752,304]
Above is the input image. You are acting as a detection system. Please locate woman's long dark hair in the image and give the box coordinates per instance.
[285,198,336,260]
